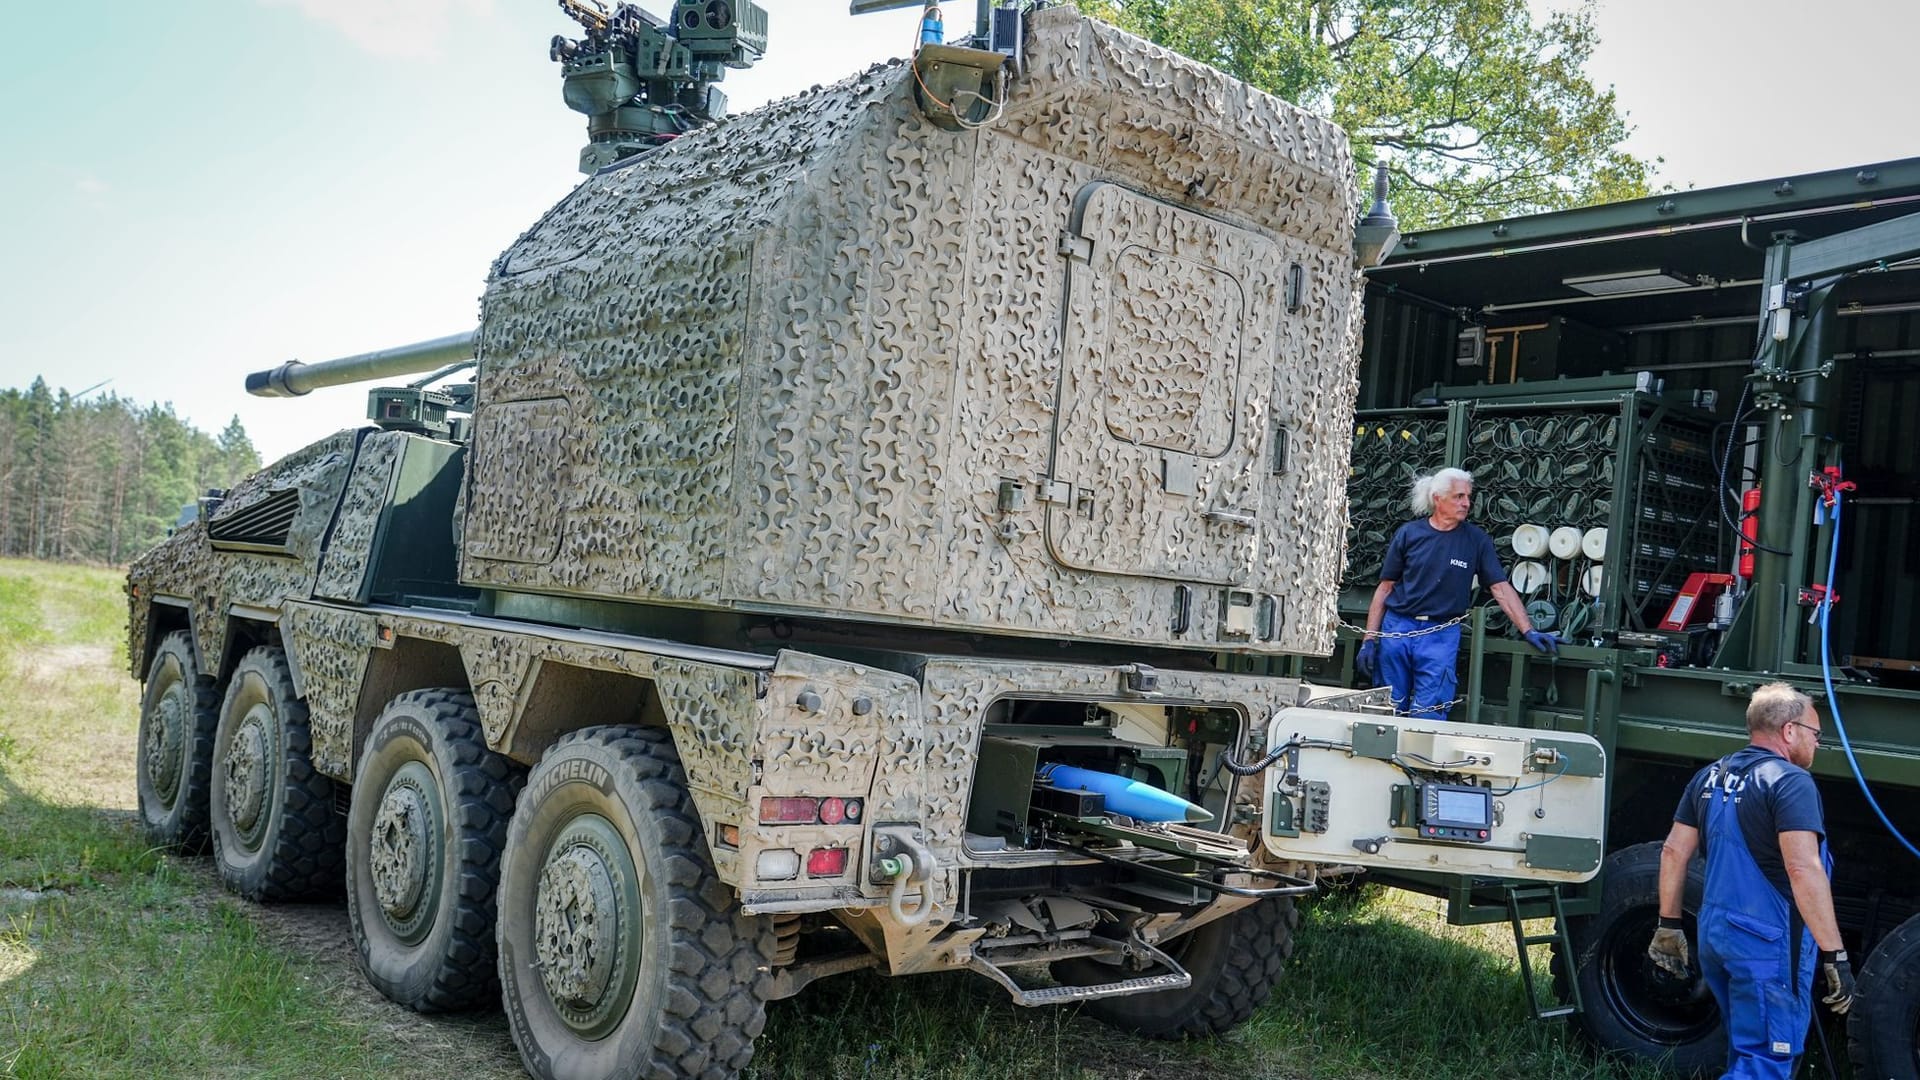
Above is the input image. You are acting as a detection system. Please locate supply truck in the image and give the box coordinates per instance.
[125,4,1622,1080]
[1293,154,1920,1076]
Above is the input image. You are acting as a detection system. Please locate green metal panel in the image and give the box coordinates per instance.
[1524,834,1603,875]
[1351,721,1400,760]
[1383,156,1920,261]
[1787,208,1920,282]
[1267,791,1300,837]
[1528,737,1605,779]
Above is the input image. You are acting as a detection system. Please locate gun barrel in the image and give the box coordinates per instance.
[245,331,477,398]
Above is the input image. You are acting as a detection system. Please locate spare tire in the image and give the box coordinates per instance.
[1558,840,1724,1077]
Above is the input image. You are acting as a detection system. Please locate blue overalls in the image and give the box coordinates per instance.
[1376,611,1460,719]
[1695,760,1827,1079]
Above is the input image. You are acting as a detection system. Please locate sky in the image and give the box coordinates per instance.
[0,0,1914,464]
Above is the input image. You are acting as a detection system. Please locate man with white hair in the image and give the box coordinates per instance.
[1357,467,1557,718]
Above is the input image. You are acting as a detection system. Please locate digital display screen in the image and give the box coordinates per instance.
[1433,787,1491,826]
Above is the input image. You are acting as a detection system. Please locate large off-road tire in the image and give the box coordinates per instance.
[497,726,773,1080]
[136,630,220,852]
[347,689,522,1013]
[1559,840,1723,1077]
[209,646,346,901]
[1052,897,1299,1038]
[1849,911,1920,1080]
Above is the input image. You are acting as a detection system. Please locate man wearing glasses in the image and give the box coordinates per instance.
[1645,682,1854,1080]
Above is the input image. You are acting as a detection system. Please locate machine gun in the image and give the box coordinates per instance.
[551,0,768,173]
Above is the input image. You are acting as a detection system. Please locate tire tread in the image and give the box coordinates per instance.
[214,645,345,902]
[505,725,773,1080]
[349,688,522,1013]
[139,630,221,852]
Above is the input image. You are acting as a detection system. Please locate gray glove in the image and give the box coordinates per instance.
[1819,949,1856,1015]
[1647,917,1690,979]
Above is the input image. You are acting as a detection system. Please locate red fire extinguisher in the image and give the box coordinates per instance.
[1737,486,1762,578]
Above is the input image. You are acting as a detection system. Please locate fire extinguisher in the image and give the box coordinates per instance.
[1737,486,1762,578]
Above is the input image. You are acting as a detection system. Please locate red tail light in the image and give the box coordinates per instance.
[806,847,849,877]
[760,797,819,824]
[758,795,865,826]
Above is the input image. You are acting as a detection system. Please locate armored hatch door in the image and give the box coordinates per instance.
[1046,183,1277,586]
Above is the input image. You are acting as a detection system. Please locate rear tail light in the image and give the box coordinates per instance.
[760,797,818,824]
[806,847,849,877]
[758,796,864,825]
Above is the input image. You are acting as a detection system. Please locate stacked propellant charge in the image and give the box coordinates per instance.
[1462,410,1618,561]
[1343,413,1450,590]
[1342,403,1721,637]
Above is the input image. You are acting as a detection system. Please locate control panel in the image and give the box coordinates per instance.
[1417,782,1494,842]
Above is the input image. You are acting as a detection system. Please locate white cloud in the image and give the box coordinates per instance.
[258,0,495,59]
[75,175,109,195]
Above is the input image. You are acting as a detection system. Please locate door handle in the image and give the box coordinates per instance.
[1204,507,1257,528]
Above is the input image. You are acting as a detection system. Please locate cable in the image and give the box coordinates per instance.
[1397,751,1478,770]
[1717,382,1793,558]
[1216,738,1352,777]
[1493,756,1569,795]
[1817,485,1920,861]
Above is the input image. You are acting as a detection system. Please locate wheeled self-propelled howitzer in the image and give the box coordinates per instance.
[125,7,1609,1079]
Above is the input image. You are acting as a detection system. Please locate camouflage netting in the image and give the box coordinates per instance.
[466,10,1362,655]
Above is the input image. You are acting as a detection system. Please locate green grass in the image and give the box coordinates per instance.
[0,556,1676,1079]
[0,558,457,1079]
[746,887,1675,1080]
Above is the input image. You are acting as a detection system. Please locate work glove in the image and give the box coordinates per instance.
[1522,629,1560,655]
[1646,917,1690,979]
[1818,949,1857,1015]
[1356,639,1379,679]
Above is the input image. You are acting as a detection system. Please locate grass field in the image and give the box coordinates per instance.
[0,556,1672,1079]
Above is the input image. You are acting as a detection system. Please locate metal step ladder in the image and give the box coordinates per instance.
[1505,884,1582,1020]
[966,933,1191,1007]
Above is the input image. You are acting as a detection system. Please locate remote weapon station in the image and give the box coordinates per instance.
[128,4,1607,1078]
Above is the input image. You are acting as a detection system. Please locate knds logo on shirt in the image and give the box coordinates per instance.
[1449,558,1470,569]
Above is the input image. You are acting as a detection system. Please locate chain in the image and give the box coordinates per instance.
[1338,606,1489,640]
[1394,692,1470,718]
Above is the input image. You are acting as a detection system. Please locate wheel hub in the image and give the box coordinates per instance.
[532,813,640,1037]
[535,847,619,1009]
[225,704,273,840]
[145,683,188,801]
[370,774,432,924]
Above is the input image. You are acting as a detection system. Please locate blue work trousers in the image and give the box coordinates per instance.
[1376,611,1461,719]
[1696,765,1822,1079]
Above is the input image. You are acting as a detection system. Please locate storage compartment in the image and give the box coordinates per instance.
[963,699,1243,855]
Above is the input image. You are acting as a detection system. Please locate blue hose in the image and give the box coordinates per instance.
[1816,487,1920,861]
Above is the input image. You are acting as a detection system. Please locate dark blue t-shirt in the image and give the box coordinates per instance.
[1380,520,1506,618]
[1673,745,1826,901]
